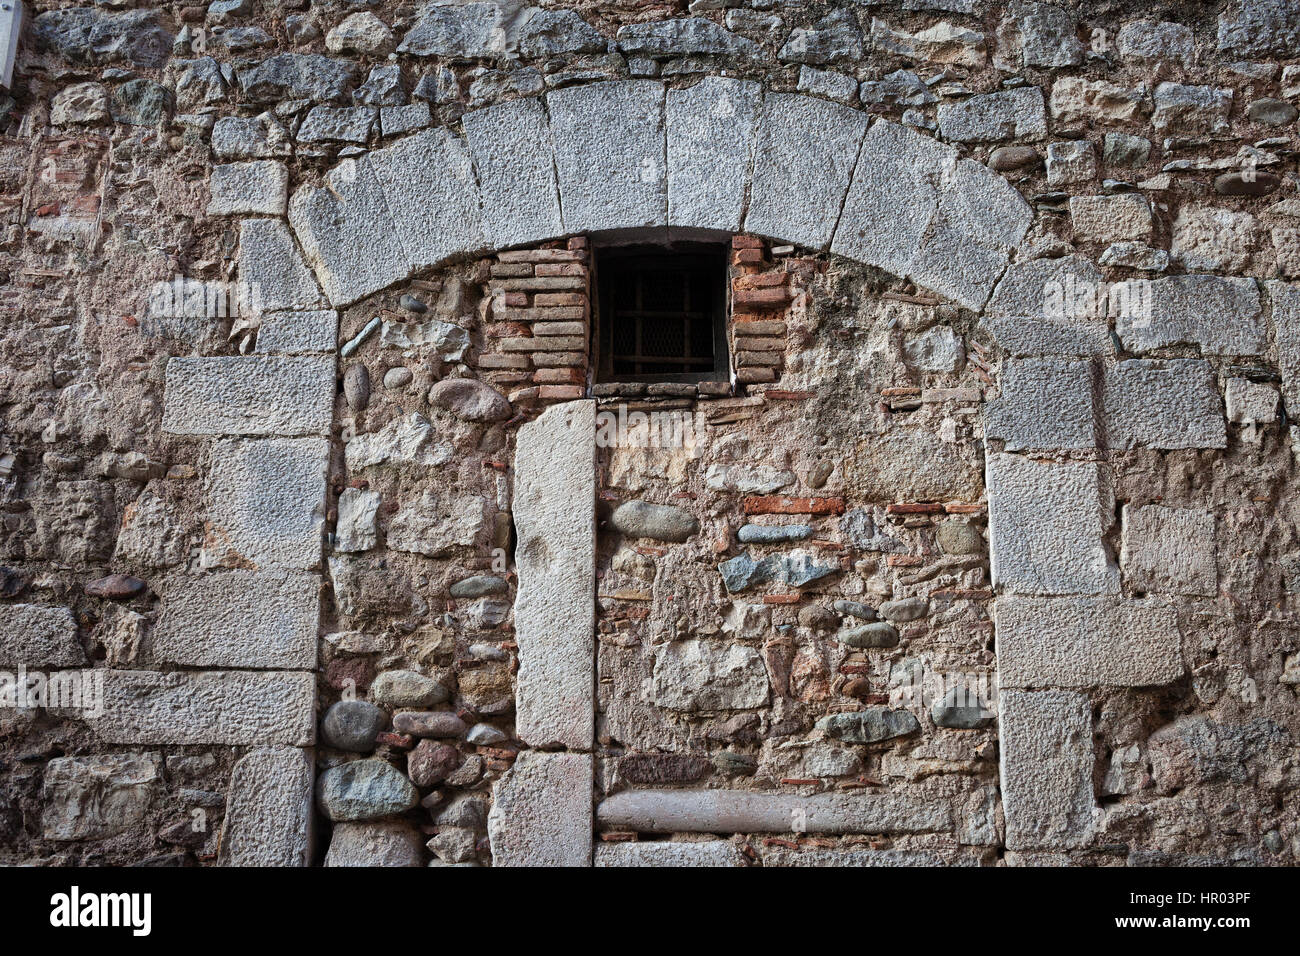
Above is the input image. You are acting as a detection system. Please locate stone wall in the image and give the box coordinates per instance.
[0,0,1298,866]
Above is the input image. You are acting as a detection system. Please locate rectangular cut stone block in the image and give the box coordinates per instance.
[463,97,563,249]
[0,603,85,667]
[513,401,595,750]
[288,156,410,307]
[220,747,313,866]
[152,571,319,669]
[986,453,1119,596]
[596,789,952,834]
[202,437,329,571]
[87,671,315,745]
[985,358,1099,450]
[370,126,486,271]
[238,218,327,313]
[162,356,335,437]
[746,93,869,250]
[1120,505,1217,596]
[1102,359,1226,450]
[549,81,667,235]
[487,751,591,867]
[999,690,1095,850]
[761,847,982,867]
[256,310,338,354]
[595,841,745,867]
[1268,280,1300,416]
[1114,275,1264,356]
[208,160,289,217]
[666,76,761,233]
[997,595,1184,688]
[937,86,1048,142]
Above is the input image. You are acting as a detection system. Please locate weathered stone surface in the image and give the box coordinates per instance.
[999,690,1095,850]
[609,500,699,542]
[986,358,1099,451]
[386,489,488,556]
[239,218,327,314]
[87,671,315,745]
[317,759,419,821]
[256,310,338,355]
[488,751,592,867]
[847,430,983,501]
[931,686,995,729]
[393,711,467,738]
[798,65,860,105]
[1218,0,1300,57]
[1152,82,1232,133]
[997,595,1183,688]
[1170,205,1257,272]
[325,11,394,56]
[1269,281,1300,416]
[817,708,920,743]
[653,639,769,711]
[549,81,667,235]
[212,113,291,161]
[202,437,329,570]
[1121,506,1217,596]
[345,414,452,471]
[737,524,813,544]
[296,105,376,145]
[237,53,357,104]
[1046,140,1097,187]
[747,93,869,250]
[208,160,288,217]
[1118,20,1193,63]
[370,127,486,272]
[220,747,312,866]
[51,82,110,126]
[33,8,173,68]
[1070,194,1153,245]
[834,622,899,648]
[427,377,511,422]
[463,97,562,249]
[595,841,746,867]
[761,846,974,866]
[666,76,760,233]
[986,454,1118,596]
[937,86,1047,142]
[397,2,515,58]
[163,356,334,437]
[370,669,450,708]
[1001,0,1082,67]
[449,575,508,598]
[42,754,158,841]
[717,550,838,592]
[1115,275,1263,355]
[618,17,762,60]
[151,571,318,669]
[0,604,85,667]
[407,740,462,787]
[335,487,380,553]
[1225,377,1279,426]
[514,401,595,750]
[596,789,951,834]
[1050,78,1148,125]
[779,8,863,65]
[321,700,387,752]
[517,8,606,58]
[325,821,423,866]
[1102,360,1227,450]
[873,18,986,67]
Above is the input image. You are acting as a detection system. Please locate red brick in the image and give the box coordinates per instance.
[733,286,793,307]
[501,292,529,308]
[733,318,786,335]
[532,351,585,367]
[886,555,924,567]
[532,367,585,384]
[567,236,589,250]
[490,262,533,278]
[539,385,585,400]
[532,321,586,336]
[732,249,765,266]
[736,351,782,367]
[733,272,787,290]
[732,335,785,351]
[731,234,763,249]
[535,263,586,277]
[885,503,946,515]
[763,593,802,605]
[736,367,776,384]
[476,353,532,370]
[534,292,585,307]
[498,249,584,263]
[742,496,845,516]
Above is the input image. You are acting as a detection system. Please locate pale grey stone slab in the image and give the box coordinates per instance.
[238,218,326,313]
[162,355,334,437]
[208,160,288,217]
[42,754,159,841]
[1120,505,1217,597]
[0,604,85,668]
[596,789,952,834]
[1101,359,1226,450]
[513,401,595,750]
[202,437,329,571]
[463,97,562,249]
[652,639,769,711]
[548,80,667,235]
[151,571,319,669]
[983,256,1113,355]
[595,841,746,867]
[986,453,1119,596]
[488,751,592,867]
[985,358,1099,450]
[1266,280,1300,416]
[1113,274,1264,356]
[761,846,984,866]
[288,156,410,307]
[833,119,953,277]
[220,746,313,866]
[996,595,1183,688]
[666,76,761,233]
[87,671,315,745]
[369,126,486,272]
[981,315,1114,357]
[255,310,338,355]
[999,690,1095,850]
[937,86,1047,142]
[746,92,869,250]
[325,821,424,866]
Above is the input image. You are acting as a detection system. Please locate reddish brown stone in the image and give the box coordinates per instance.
[84,574,147,600]
[742,496,845,515]
[618,754,712,785]
[407,740,463,787]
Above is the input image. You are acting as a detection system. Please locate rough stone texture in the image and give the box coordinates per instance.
[41,754,158,841]
[997,596,1184,688]
[488,751,592,867]
[162,356,335,437]
[666,77,761,233]
[219,747,313,866]
[238,218,327,313]
[255,310,338,355]
[208,160,289,217]
[1102,360,1227,450]
[1268,280,1300,416]
[548,81,667,235]
[1121,506,1217,596]
[652,639,769,711]
[151,571,319,669]
[463,97,562,249]
[86,671,315,745]
[317,759,419,821]
[1114,275,1264,356]
[595,841,746,867]
[1000,690,1096,850]
[596,789,952,834]
[986,454,1118,596]
[985,358,1099,451]
[513,401,595,750]
[202,437,329,571]
[0,603,85,667]
[936,86,1047,142]
[325,821,424,867]
[746,93,869,251]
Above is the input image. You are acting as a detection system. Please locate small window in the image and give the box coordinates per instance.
[594,244,728,383]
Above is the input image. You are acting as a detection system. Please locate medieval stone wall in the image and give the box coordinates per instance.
[0,0,1298,866]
